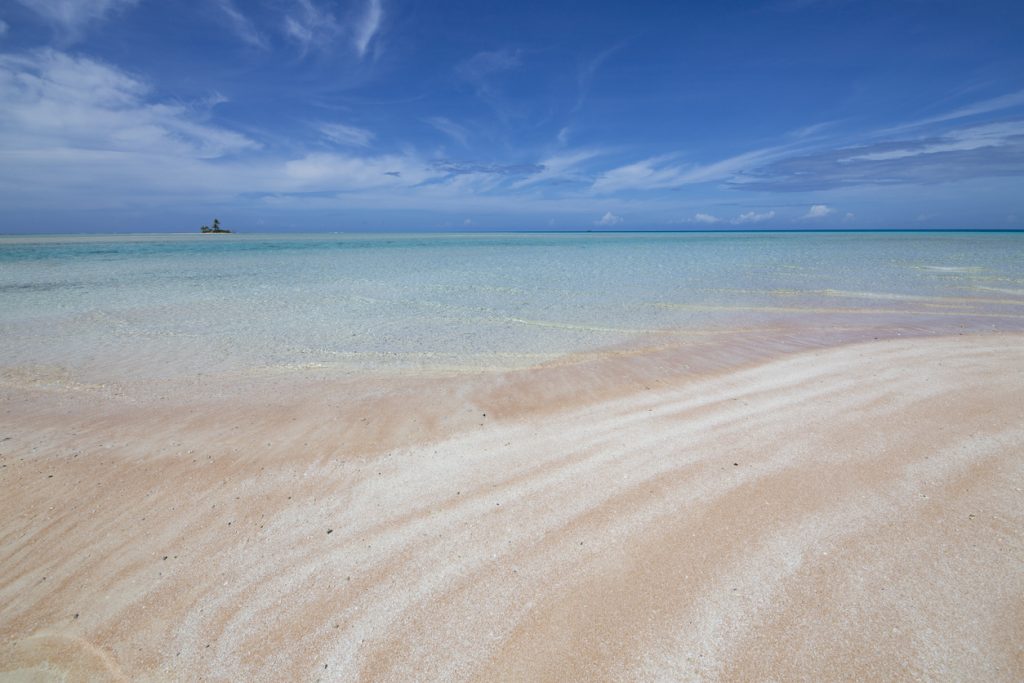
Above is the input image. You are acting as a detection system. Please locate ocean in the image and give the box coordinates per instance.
[2,231,1022,383]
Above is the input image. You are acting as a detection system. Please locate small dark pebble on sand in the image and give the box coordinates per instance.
[327,529,333,534]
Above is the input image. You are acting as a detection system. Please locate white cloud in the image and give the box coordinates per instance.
[3,48,817,225]
[214,0,266,48]
[557,126,571,145]
[319,122,374,148]
[732,210,775,225]
[787,120,838,140]
[0,50,258,158]
[283,0,341,54]
[841,121,1024,163]
[0,49,278,213]
[885,90,1024,135]
[285,0,382,58]
[201,91,230,110]
[0,19,8,36]
[803,204,835,219]
[735,117,1024,191]
[513,149,604,188]
[592,147,781,193]
[591,155,677,193]
[0,52,648,220]
[426,116,470,147]
[15,0,137,37]
[693,212,721,224]
[0,49,830,233]
[353,0,383,58]
[283,152,438,190]
[430,172,492,195]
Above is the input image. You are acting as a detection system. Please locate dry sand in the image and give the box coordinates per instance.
[1,333,1023,681]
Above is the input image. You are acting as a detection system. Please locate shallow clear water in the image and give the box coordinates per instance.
[1,232,1022,381]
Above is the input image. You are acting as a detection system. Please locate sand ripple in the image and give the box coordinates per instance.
[1,335,1022,681]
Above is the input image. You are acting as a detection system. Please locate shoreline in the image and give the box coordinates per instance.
[1,330,1022,680]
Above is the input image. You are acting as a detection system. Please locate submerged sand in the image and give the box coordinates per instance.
[1,333,1022,681]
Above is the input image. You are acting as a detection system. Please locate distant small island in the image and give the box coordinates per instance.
[200,218,232,234]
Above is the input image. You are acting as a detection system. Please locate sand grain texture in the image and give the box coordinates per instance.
[1,334,1022,681]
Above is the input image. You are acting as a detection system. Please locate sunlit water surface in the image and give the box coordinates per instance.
[1,232,1022,382]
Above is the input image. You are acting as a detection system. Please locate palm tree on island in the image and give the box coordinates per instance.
[200,218,232,234]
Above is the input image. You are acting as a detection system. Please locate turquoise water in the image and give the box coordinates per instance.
[1,232,1022,381]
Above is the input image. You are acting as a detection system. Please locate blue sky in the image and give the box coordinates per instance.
[1,0,1022,232]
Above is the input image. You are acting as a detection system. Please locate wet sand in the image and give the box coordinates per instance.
[1,332,1023,681]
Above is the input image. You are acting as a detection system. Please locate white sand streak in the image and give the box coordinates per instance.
[0,334,1022,681]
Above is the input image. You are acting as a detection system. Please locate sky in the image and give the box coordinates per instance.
[0,0,1023,232]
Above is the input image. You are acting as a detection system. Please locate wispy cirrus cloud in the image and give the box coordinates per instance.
[283,0,342,55]
[591,155,682,193]
[726,91,1024,194]
[214,0,266,48]
[513,149,606,188]
[15,0,138,39]
[283,152,439,190]
[786,120,841,140]
[592,146,781,193]
[882,90,1024,135]
[353,0,383,59]
[430,160,542,178]
[572,43,626,113]
[426,116,470,147]
[282,0,384,59]
[842,121,1023,162]
[734,119,1024,191]
[318,122,375,147]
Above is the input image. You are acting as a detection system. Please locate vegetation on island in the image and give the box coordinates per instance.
[200,218,232,234]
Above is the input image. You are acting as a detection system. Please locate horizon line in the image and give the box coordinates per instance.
[2,227,1024,238]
